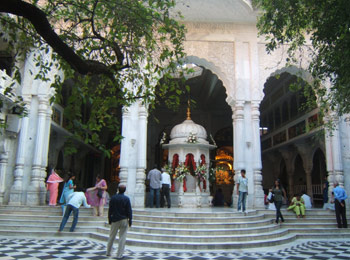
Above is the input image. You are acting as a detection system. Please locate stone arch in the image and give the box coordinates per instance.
[311,148,327,206]
[268,66,313,86]
[184,56,232,102]
[294,154,306,187]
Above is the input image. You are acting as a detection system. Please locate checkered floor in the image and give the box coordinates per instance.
[0,238,350,260]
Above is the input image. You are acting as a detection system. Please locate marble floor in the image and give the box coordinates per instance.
[0,236,350,260]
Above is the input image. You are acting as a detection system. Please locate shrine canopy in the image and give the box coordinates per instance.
[163,109,216,161]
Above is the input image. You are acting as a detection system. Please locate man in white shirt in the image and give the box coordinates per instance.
[58,189,91,232]
[160,168,171,208]
[301,191,312,209]
[236,169,248,213]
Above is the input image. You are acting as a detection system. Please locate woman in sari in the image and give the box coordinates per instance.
[46,169,63,206]
[59,173,76,215]
[86,175,108,216]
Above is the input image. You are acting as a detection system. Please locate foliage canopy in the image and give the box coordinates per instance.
[254,0,350,116]
[0,0,187,155]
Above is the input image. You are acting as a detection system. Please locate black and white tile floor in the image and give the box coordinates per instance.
[0,237,350,260]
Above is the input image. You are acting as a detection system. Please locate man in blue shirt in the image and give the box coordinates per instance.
[58,189,91,232]
[106,185,132,259]
[333,182,347,228]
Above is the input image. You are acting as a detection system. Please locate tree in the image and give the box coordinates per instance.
[0,0,187,155]
[253,0,350,116]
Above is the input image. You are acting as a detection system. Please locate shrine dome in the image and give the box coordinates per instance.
[169,108,208,144]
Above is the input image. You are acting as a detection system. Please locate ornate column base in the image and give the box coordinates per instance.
[133,168,146,208]
[9,190,23,205]
[26,167,46,206]
[0,192,4,205]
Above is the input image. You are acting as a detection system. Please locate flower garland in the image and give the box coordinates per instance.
[174,163,189,182]
[163,163,173,175]
[195,164,207,184]
[186,132,198,144]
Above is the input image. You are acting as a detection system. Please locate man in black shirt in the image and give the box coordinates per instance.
[106,185,132,259]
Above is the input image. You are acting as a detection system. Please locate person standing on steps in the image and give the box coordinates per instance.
[86,175,108,217]
[58,189,91,232]
[59,173,76,215]
[333,182,348,228]
[46,169,63,206]
[270,179,287,224]
[106,185,132,259]
[147,165,162,208]
[160,167,171,208]
[236,169,248,213]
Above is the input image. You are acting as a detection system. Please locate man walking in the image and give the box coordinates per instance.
[147,165,162,208]
[333,182,348,228]
[106,185,132,259]
[160,167,171,208]
[58,189,91,232]
[236,169,248,213]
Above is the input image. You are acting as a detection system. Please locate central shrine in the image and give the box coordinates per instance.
[163,106,216,207]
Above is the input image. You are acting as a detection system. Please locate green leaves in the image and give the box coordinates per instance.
[254,0,350,117]
[1,0,187,154]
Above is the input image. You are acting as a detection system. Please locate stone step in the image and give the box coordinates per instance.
[0,214,106,223]
[133,213,266,223]
[132,218,273,228]
[117,233,299,249]
[0,205,346,250]
[129,224,280,235]
[126,229,290,243]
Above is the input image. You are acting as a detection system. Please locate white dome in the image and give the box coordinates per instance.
[170,119,207,141]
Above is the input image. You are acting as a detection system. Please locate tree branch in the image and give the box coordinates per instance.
[0,0,118,76]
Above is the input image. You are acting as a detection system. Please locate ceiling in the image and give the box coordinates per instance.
[173,0,257,24]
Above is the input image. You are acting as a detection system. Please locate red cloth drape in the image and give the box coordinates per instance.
[171,154,179,192]
[200,154,207,191]
[185,153,196,172]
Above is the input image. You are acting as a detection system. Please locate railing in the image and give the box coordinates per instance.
[293,184,323,195]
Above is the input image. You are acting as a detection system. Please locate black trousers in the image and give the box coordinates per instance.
[335,200,347,228]
[274,200,284,223]
[160,184,171,208]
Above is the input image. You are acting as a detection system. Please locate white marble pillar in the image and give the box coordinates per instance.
[0,150,8,204]
[9,97,31,205]
[40,104,53,204]
[324,116,344,197]
[251,101,264,208]
[134,102,148,208]
[119,107,131,188]
[232,101,245,208]
[27,95,51,205]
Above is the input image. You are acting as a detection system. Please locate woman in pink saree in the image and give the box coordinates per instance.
[86,175,108,216]
[46,169,63,206]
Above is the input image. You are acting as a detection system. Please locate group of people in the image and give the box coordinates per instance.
[48,169,132,259]
[147,165,171,208]
[46,170,108,216]
[237,170,347,229]
[48,167,349,259]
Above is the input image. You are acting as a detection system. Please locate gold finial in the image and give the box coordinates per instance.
[186,100,191,120]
